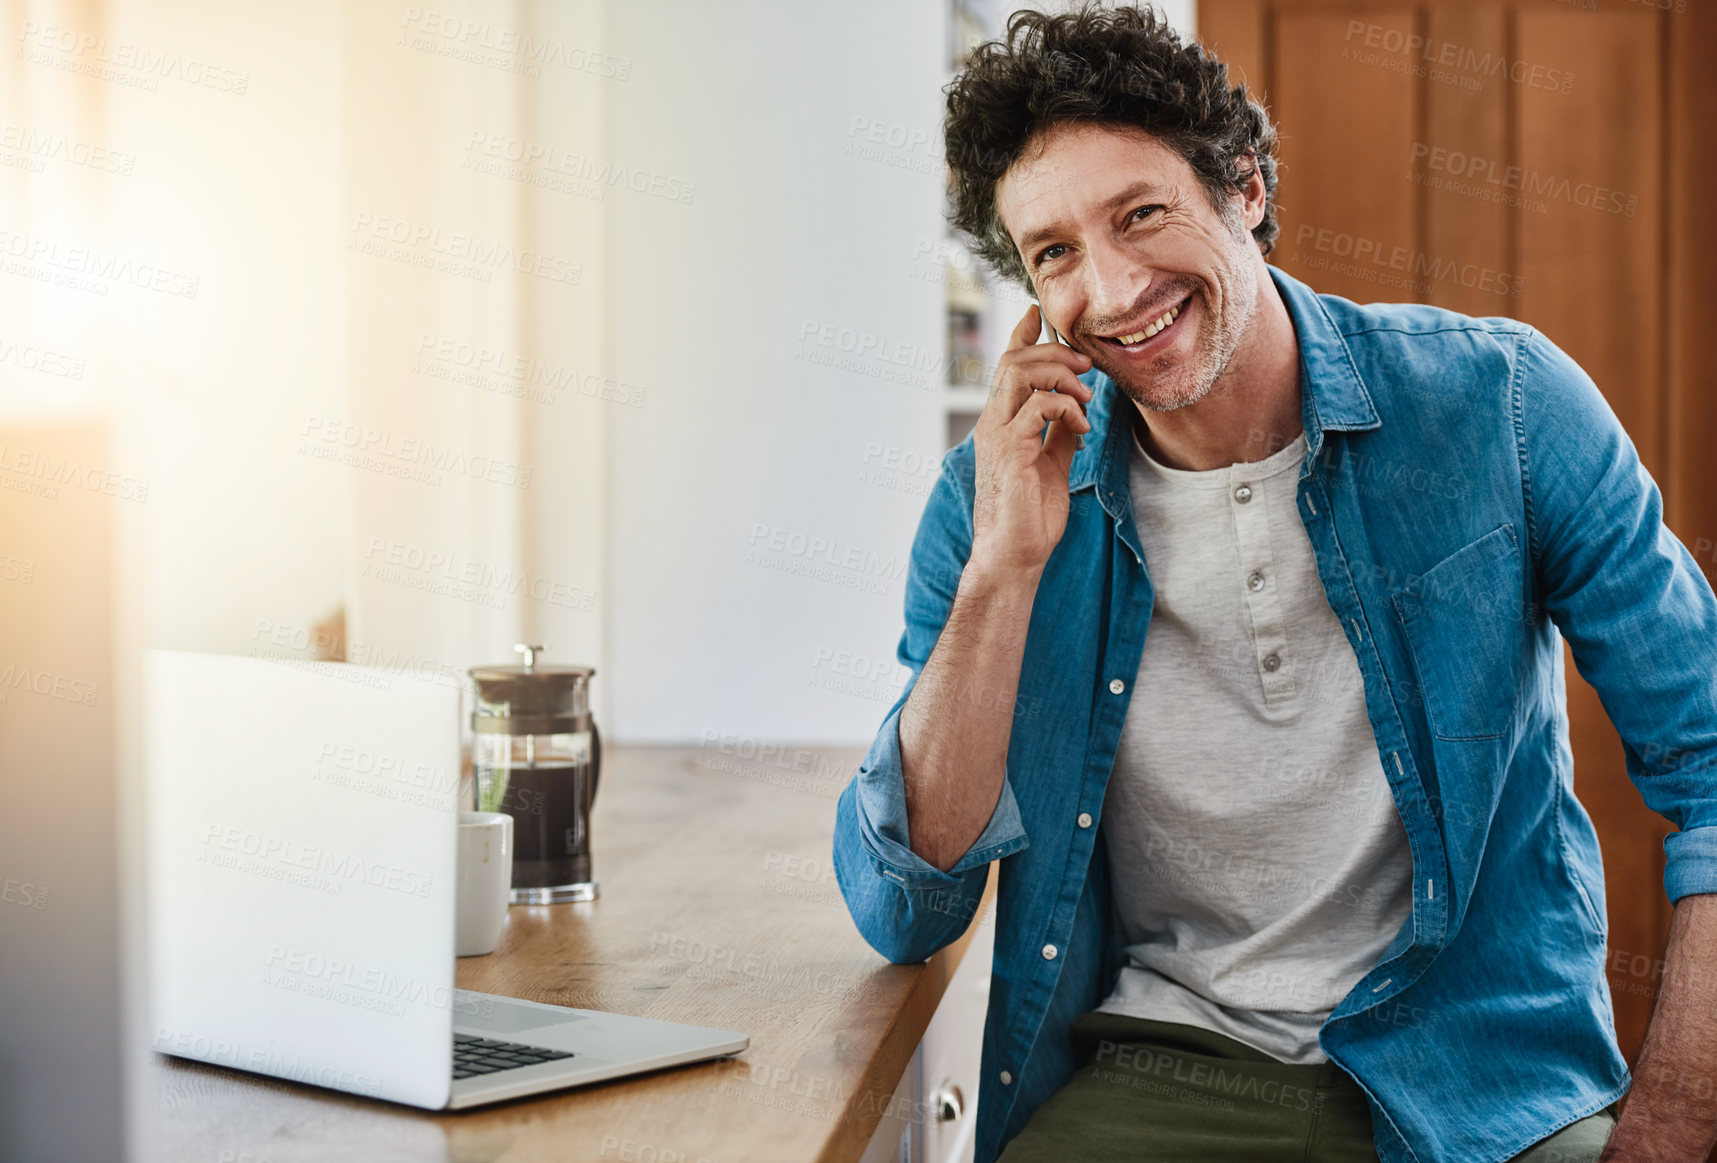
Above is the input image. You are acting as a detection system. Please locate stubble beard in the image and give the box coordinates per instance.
[1099,232,1260,415]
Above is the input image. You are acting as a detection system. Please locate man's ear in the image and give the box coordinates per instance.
[1237,151,1267,232]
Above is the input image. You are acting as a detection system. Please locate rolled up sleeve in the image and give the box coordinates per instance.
[1519,331,1717,903]
[833,443,1030,963]
[852,695,1028,887]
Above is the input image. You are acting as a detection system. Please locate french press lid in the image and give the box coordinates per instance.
[468,644,595,736]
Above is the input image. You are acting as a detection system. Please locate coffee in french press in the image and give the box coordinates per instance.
[466,645,601,903]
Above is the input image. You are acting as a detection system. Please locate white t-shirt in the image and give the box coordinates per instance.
[1095,419,1416,1064]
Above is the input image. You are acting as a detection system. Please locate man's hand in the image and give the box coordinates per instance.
[1599,893,1717,1161]
[968,303,1093,579]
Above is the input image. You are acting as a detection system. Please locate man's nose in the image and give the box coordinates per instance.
[1084,240,1150,324]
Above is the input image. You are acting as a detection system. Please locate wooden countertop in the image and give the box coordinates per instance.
[147,744,994,1163]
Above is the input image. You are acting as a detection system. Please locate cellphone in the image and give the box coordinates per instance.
[1036,303,1087,451]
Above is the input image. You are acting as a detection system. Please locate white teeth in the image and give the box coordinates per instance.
[1113,302,1182,346]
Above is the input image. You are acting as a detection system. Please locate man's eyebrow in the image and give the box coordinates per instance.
[1013,180,1173,259]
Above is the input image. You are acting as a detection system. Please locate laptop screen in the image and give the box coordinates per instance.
[144,648,462,1109]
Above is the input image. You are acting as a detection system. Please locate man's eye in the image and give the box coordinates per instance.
[1131,205,1160,223]
[1035,244,1066,266]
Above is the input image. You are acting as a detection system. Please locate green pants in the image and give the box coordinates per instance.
[996,1012,1619,1162]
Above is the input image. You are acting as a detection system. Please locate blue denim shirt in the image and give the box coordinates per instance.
[832,265,1717,1163]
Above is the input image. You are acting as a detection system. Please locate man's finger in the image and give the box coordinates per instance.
[988,345,1094,405]
[1008,343,1095,376]
[1007,303,1042,352]
[1007,389,1091,443]
[986,364,1093,427]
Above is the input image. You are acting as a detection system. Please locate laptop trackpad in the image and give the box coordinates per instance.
[457,992,593,1036]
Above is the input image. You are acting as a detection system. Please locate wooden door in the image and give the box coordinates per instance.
[1199,0,1717,1076]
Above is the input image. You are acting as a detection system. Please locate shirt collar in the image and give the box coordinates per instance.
[1068,263,1381,525]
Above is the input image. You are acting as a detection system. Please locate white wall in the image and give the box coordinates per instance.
[94,0,611,713]
[607,1,947,744]
[604,1,1196,745]
[1160,0,1198,36]
[105,3,350,659]
[337,0,609,702]
[974,0,1196,37]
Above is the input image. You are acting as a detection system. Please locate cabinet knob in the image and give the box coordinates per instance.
[933,1081,964,1123]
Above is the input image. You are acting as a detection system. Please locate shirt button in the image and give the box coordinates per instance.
[1262,653,1281,672]
[1000,1071,1013,1086]
[1042,944,1058,960]
[1109,678,1125,695]
[1234,484,1253,503]
[1077,812,1093,828]
[1247,570,1265,592]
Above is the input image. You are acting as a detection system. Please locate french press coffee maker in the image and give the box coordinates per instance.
[466,644,602,903]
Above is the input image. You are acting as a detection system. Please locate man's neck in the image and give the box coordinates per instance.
[1132,258,1303,472]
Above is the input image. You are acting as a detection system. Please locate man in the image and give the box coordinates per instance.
[831,5,1717,1163]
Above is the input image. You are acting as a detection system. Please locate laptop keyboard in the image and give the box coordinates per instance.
[453,1032,576,1080]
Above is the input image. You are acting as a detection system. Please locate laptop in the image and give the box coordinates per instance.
[143,648,747,1109]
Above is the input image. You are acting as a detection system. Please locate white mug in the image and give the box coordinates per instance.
[456,811,513,957]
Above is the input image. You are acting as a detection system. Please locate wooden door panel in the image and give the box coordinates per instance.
[1515,10,1663,473]
[1667,3,1717,560]
[1270,8,1420,306]
[1197,0,1267,104]
[1420,6,1510,318]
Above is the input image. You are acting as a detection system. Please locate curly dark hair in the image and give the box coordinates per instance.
[944,3,1280,291]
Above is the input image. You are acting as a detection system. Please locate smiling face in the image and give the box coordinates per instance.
[994,122,1268,414]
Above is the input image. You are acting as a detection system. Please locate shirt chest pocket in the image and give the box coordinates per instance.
[1390,524,1525,741]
